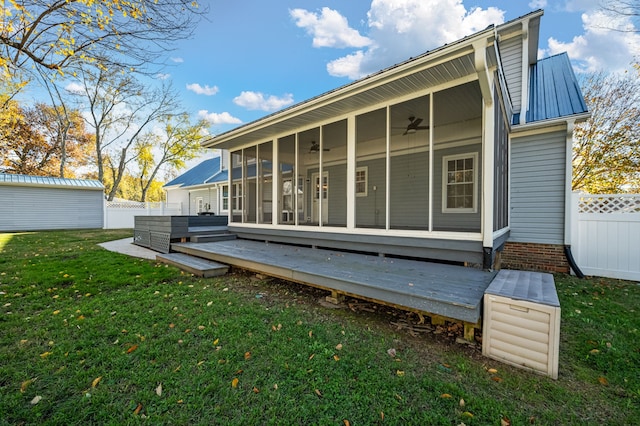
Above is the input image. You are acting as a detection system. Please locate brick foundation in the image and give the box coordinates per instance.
[500,242,569,273]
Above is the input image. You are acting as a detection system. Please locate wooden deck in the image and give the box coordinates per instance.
[170,239,497,327]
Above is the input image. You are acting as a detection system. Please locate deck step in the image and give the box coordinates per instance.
[190,233,237,243]
[156,253,229,277]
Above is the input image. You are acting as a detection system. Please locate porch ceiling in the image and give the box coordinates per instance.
[204,28,498,150]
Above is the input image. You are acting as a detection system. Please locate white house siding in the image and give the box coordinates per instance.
[165,187,189,213]
[188,187,219,215]
[510,130,566,244]
[498,35,523,114]
[0,186,103,231]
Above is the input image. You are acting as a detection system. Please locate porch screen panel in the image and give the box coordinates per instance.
[298,127,320,226]
[230,151,243,223]
[389,95,430,230]
[356,108,387,229]
[244,146,257,223]
[259,141,273,224]
[278,135,296,225]
[323,119,347,227]
[432,81,483,232]
[494,86,509,232]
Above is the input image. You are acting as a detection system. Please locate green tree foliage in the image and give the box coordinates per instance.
[572,63,640,193]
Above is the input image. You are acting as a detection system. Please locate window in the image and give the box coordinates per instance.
[222,185,229,211]
[355,166,368,197]
[442,153,477,213]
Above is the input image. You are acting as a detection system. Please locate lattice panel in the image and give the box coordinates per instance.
[150,231,171,254]
[578,195,640,214]
[133,230,150,247]
[106,201,146,209]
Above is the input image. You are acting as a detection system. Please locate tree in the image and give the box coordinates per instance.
[0,102,92,176]
[1,1,206,83]
[572,63,640,193]
[600,0,640,32]
[72,66,181,200]
[135,114,205,201]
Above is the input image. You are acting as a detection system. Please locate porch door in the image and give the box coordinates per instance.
[312,171,328,224]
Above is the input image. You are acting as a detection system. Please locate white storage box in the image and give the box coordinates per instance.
[482,270,561,379]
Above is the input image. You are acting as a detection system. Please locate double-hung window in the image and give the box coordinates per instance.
[442,153,477,213]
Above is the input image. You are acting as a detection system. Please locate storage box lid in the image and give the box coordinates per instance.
[485,270,560,307]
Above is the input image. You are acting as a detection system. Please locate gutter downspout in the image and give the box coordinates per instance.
[564,119,585,278]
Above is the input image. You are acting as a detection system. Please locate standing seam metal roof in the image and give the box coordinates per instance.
[525,53,588,123]
[163,157,225,188]
[0,173,104,189]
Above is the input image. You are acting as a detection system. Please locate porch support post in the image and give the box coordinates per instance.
[346,115,356,229]
[474,39,496,269]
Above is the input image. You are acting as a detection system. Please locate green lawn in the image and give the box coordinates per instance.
[0,230,638,425]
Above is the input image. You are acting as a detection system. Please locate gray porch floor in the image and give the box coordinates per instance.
[170,239,497,324]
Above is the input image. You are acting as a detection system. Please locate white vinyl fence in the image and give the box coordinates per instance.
[104,201,182,229]
[571,193,640,281]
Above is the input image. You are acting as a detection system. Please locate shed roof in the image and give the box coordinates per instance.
[164,157,226,188]
[524,53,588,124]
[0,173,104,190]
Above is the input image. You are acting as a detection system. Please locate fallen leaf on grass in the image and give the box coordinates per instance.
[40,351,53,358]
[462,411,474,418]
[91,377,102,388]
[213,338,219,345]
[30,395,42,405]
[21,378,37,393]
[231,378,239,388]
[244,352,251,360]
[308,353,315,361]
[598,376,609,386]
[335,343,343,350]
[126,345,138,354]
[396,370,405,377]
[590,349,600,354]
[387,348,397,357]
[380,412,384,421]
[315,389,323,398]
[308,330,313,338]
[501,416,512,426]
[333,355,340,361]
[459,398,465,407]
[155,383,162,396]
[253,387,259,393]
[440,393,452,399]
[133,403,143,415]
[491,376,503,383]
[343,420,350,426]
[487,368,498,374]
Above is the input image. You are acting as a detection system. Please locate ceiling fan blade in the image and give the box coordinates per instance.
[412,117,423,127]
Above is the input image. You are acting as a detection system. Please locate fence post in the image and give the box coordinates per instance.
[103,199,107,229]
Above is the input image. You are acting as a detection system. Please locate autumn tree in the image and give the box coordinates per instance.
[572,63,640,193]
[0,102,92,176]
[1,0,206,85]
[135,114,205,201]
[71,66,183,200]
[600,0,640,32]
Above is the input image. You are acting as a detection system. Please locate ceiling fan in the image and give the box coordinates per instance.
[309,141,330,153]
[403,116,429,135]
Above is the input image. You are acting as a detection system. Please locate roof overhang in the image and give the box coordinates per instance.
[203,27,501,150]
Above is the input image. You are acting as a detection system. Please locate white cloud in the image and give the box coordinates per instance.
[290,7,372,48]
[233,91,295,112]
[170,57,184,63]
[64,82,84,94]
[545,10,640,72]
[197,110,242,125]
[303,0,505,79]
[186,83,219,96]
[528,0,547,8]
[156,73,171,80]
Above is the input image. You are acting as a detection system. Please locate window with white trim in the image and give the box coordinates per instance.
[355,166,368,197]
[442,153,477,213]
[221,185,229,211]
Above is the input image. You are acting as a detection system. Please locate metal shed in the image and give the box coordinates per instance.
[0,173,105,232]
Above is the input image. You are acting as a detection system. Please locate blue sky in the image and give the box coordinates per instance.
[160,0,638,141]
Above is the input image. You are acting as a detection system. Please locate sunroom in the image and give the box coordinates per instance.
[205,24,511,268]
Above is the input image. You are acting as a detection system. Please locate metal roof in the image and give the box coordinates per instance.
[163,157,226,188]
[0,173,104,190]
[524,53,588,124]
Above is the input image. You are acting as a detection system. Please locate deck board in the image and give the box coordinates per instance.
[171,239,497,323]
